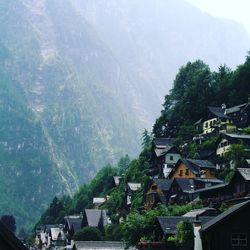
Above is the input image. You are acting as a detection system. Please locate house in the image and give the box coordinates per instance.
[155,216,213,242]
[83,209,109,229]
[169,159,217,180]
[199,103,250,136]
[112,176,123,187]
[228,168,250,198]
[126,182,141,206]
[93,197,106,208]
[144,179,173,210]
[0,221,27,250]
[149,138,180,177]
[72,241,128,250]
[49,226,66,247]
[183,207,217,217]
[168,178,197,204]
[64,215,83,239]
[200,200,250,250]
[216,133,250,157]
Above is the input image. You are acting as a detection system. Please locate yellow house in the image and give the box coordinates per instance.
[169,159,216,179]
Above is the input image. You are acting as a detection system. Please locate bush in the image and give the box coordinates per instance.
[73,226,103,241]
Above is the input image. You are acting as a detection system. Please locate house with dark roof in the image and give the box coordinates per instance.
[64,215,83,239]
[200,200,250,250]
[83,209,109,229]
[167,178,198,204]
[144,179,173,210]
[169,159,217,180]
[228,168,250,199]
[125,182,142,207]
[155,216,214,242]
[0,221,27,250]
[198,103,250,136]
[149,138,180,178]
[216,133,250,158]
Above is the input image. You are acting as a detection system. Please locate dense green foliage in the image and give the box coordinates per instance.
[153,57,250,139]
[73,226,103,241]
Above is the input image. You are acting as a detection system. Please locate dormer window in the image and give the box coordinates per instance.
[170,155,173,161]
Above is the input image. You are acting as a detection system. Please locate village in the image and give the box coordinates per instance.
[24,102,250,250]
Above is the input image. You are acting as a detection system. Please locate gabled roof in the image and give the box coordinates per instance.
[183,208,216,218]
[113,176,123,186]
[237,168,250,181]
[64,216,82,232]
[93,197,106,204]
[200,201,250,232]
[73,241,127,250]
[50,227,65,241]
[154,146,179,157]
[84,209,108,227]
[157,216,213,235]
[127,182,141,191]
[225,133,250,140]
[208,106,229,119]
[175,178,195,192]
[0,221,28,250]
[187,159,216,169]
[153,179,173,191]
[153,138,175,148]
[225,103,249,114]
[194,182,228,193]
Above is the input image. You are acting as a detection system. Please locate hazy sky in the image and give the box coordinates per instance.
[185,0,250,36]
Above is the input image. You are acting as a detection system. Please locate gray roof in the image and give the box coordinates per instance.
[187,159,216,169]
[175,178,195,192]
[127,182,141,191]
[73,241,128,250]
[224,133,250,140]
[65,216,82,232]
[225,103,249,114]
[84,209,108,227]
[194,182,228,193]
[183,208,216,217]
[157,216,214,235]
[153,179,173,191]
[208,106,229,119]
[237,168,250,180]
[154,138,175,148]
[154,146,174,157]
[200,201,250,232]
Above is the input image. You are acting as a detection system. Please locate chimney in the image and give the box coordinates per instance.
[193,216,203,250]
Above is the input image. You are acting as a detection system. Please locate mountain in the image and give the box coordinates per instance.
[0,0,249,229]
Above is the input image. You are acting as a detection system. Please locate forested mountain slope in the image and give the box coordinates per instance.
[0,0,249,229]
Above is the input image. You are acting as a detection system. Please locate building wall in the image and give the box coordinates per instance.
[202,206,250,250]
[216,138,231,157]
[165,153,181,165]
[171,162,196,179]
[202,118,218,134]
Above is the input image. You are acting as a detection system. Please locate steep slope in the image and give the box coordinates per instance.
[0,0,249,229]
[0,0,141,229]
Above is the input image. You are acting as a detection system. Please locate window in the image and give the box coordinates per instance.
[185,169,189,176]
[231,233,247,246]
[205,122,208,128]
[170,155,174,161]
[179,170,183,176]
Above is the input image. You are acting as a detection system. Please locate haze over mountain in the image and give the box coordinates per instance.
[0,0,249,228]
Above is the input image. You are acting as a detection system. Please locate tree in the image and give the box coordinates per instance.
[1,215,16,232]
[73,226,103,241]
[141,129,152,150]
[175,220,194,247]
[225,142,248,168]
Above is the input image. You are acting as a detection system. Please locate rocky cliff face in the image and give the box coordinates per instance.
[0,0,249,229]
